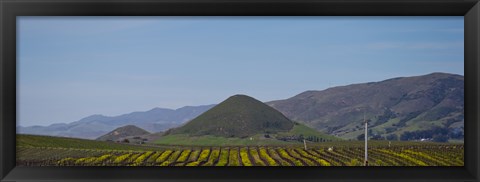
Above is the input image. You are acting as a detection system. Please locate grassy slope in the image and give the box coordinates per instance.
[17,134,168,151]
[340,114,458,140]
[276,123,341,141]
[18,134,456,153]
[153,134,290,146]
[154,133,453,147]
[154,124,341,146]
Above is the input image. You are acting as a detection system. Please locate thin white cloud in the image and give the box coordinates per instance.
[389,27,464,34]
[405,42,463,49]
[366,41,463,50]
[438,28,464,33]
[365,42,403,50]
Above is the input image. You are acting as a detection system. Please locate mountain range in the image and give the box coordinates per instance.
[267,72,464,140]
[17,105,215,139]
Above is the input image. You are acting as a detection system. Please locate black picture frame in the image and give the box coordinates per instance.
[1,0,479,181]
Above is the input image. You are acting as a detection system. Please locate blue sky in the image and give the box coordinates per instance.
[17,16,464,126]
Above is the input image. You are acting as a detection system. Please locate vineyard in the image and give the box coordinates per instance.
[17,144,464,166]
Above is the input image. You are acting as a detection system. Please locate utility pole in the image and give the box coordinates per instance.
[303,139,307,150]
[364,110,368,166]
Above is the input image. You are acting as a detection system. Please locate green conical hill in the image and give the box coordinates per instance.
[168,94,294,138]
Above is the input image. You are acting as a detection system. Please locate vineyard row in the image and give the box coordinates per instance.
[17,145,464,166]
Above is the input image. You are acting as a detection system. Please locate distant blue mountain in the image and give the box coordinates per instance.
[17,104,216,139]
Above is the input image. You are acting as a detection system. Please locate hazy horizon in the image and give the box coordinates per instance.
[18,16,464,126]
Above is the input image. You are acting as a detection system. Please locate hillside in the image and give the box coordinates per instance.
[96,125,150,142]
[17,104,215,139]
[156,122,340,146]
[158,94,340,146]
[168,95,294,138]
[267,72,464,140]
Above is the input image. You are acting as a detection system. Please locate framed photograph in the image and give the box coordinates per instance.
[1,0,479,181]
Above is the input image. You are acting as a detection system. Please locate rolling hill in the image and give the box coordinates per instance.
[167,94,294,138]
[158,94,340,146]
[267,72,464,140]
[96,125,150,142]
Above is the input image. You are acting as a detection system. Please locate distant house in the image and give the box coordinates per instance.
[420,138,431,142]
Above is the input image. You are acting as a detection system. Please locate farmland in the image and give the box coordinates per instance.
[17,134,463,166]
